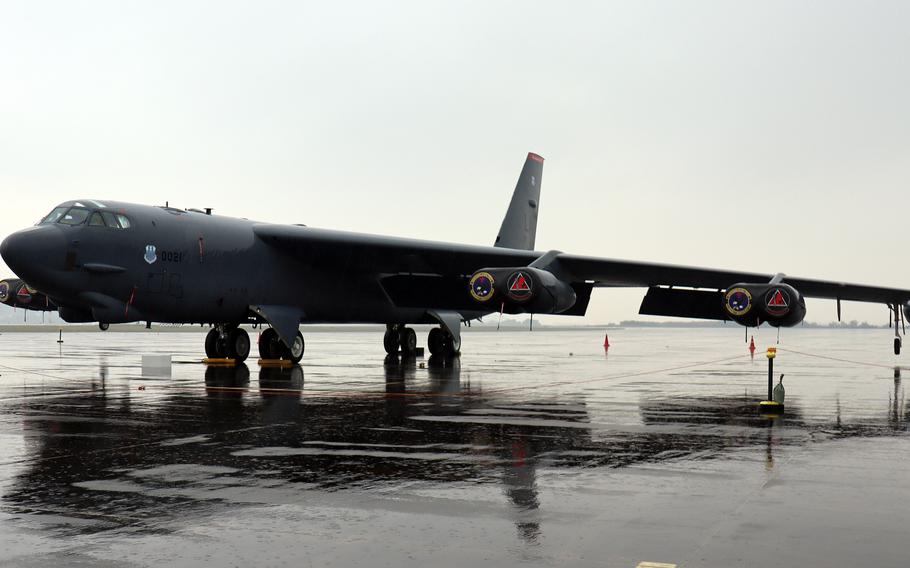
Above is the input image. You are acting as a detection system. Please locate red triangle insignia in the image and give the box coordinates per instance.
[768,290,788,307]
[511,274,531,291]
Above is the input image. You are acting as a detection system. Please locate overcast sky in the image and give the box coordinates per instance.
[1,1,908,327]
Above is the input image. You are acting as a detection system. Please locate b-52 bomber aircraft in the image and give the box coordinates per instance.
[3,152,910,362]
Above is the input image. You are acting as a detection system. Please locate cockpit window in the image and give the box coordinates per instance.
[37,206,131,229]
[101,211,120,228]
[88,212,106,227]
[39,207,69,225]
[58,207,91,226]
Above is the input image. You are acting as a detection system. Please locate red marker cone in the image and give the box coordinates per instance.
[749,336,756,355]
[603,334,610,349]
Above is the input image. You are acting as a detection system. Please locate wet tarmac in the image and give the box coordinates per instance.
[0,327,908,567]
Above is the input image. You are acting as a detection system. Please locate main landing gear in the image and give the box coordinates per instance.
[258,327,305,363]
[383,324,459,357]
[890,303,905,356]
[205,325,304,363]
[204,325,252,362]
[384,324,418,355]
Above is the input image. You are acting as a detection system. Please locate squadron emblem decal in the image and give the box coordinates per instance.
[144,244,158,265]
[16,285,35,305]
[0,281,9,303]
[469,272,495,302]
[765,288,791,316]
[507,271,533,301]
[724,287,752,316]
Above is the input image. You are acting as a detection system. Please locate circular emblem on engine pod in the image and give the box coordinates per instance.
[469,272,495,302]
[506,271,533,302]
[765,288,791,317]
[724,287,752,316]
[0,281,9,303]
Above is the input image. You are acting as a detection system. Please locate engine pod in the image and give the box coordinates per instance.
[723,282,806,327]
[467,266,577,314]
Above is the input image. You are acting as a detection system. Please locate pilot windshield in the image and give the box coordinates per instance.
[38,207,68,225]
[37,206,131,228]
[58,207,91,225]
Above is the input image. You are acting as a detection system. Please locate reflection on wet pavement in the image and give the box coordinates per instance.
[0,328,908,567]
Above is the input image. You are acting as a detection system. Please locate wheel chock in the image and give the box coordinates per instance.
[258,359,293,367]
[203,358,237,366]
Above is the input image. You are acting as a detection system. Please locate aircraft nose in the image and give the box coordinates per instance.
[0,226,66,280]
[0,234,11,265]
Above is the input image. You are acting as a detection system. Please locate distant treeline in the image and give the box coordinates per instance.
[612,319,887,329]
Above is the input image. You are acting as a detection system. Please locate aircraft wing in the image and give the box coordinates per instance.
[254,225,910,309]
[556,254,910,304]
[253,224,539,275]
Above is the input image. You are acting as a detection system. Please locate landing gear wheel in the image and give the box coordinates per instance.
[895,337,902,356]
[427,327,444,356]
[259,328,282,359]
[205,328,225,358]
[383,328,400,355]
[228,328,251,362]
[400,327,417,355]
[281,331,305,363]
[99,322,110,331]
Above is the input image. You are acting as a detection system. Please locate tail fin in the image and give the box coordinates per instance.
[494,152,544,250]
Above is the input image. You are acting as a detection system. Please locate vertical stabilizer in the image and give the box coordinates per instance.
[494,152,544,250]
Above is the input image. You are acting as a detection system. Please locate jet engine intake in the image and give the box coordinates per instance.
[723,282,806,327]
[468,266,577,314]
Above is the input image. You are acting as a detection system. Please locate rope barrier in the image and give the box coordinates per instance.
[775,347,907,371]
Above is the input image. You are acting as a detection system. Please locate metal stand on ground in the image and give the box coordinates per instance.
[759,347,784,414]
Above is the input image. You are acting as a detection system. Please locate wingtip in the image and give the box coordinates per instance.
[527,152,544,163]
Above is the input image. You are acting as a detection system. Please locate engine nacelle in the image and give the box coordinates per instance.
[723,282,806,327]
[0,278,55,311]
[468,266,577,314]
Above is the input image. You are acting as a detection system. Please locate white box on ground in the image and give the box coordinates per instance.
[142,355,171,374]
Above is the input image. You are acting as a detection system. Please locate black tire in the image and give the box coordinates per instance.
[229,328,251,362]
[259,328,281,359]
[99,322,110,331]
[440,330,460,358]
[400,327,417,354]
[895,337,902,356]
[205,328,221,358]
[427,327,443,356]
[383,328,400,354]
[281,331,305,363]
